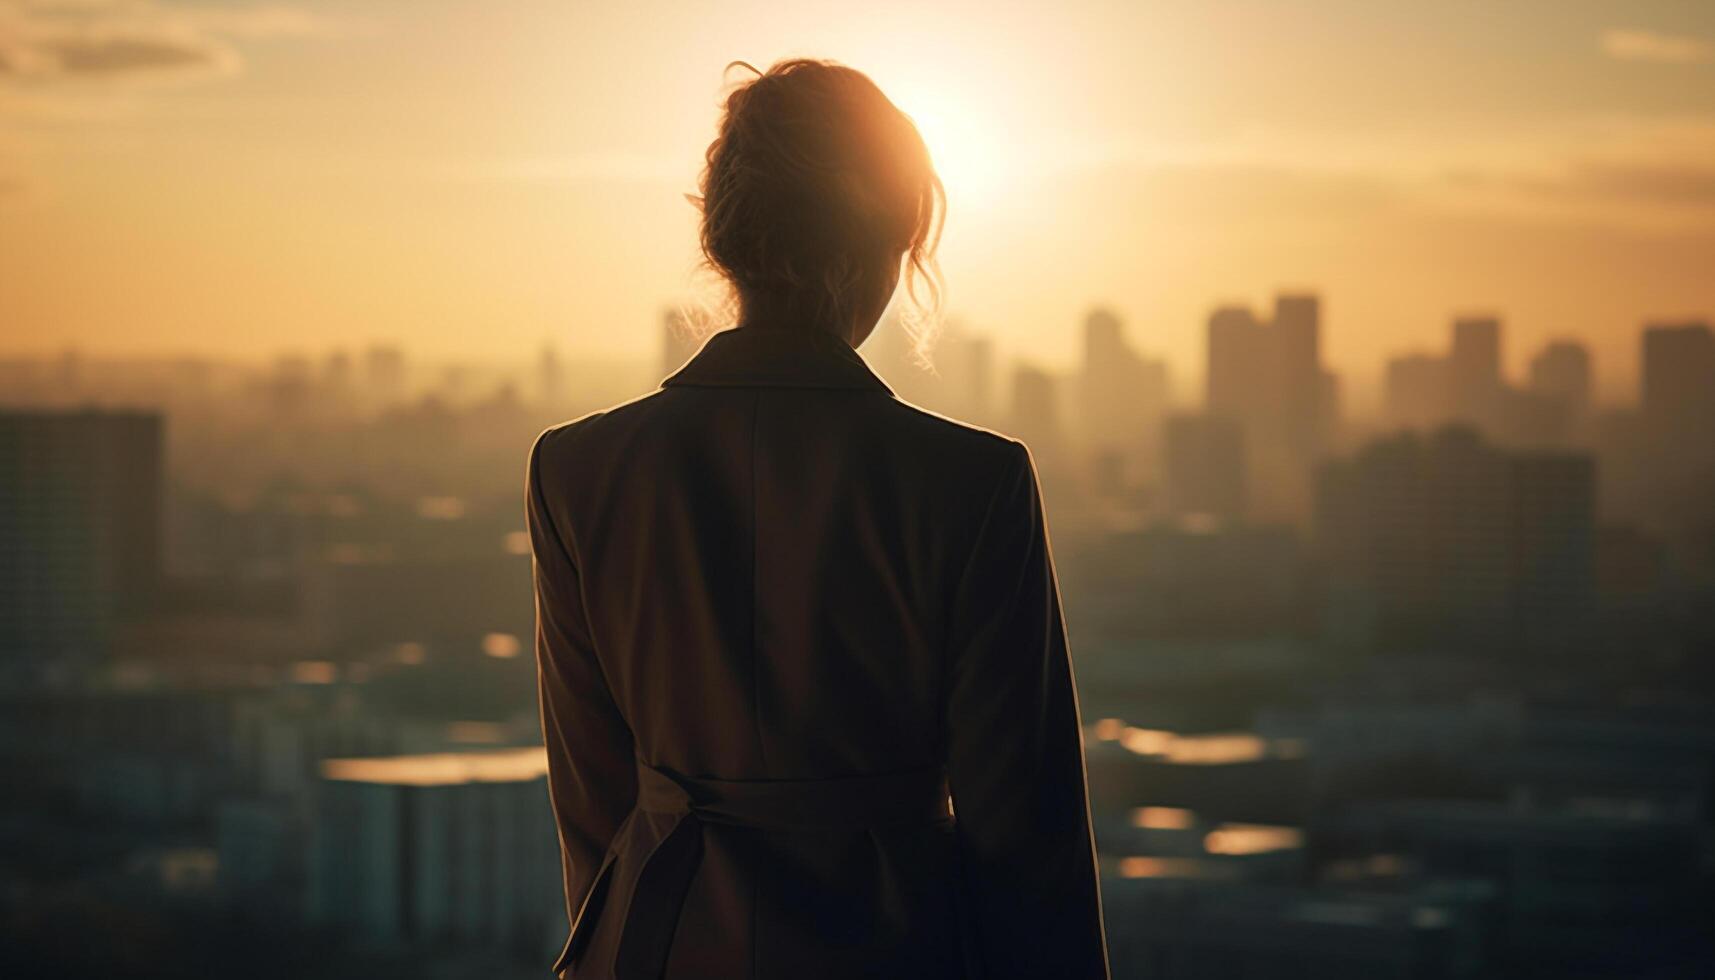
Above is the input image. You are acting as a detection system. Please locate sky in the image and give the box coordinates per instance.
[3,0,1714,403]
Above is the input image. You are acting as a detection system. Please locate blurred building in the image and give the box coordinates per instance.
[537,344,564,409]
[1162,414,1246,522]
[1382,321,1589,448]
[933,324,996,424]
[1640,322,1715,435]
[1203,294,1334,524]
[1206,306,1266,427]
[1103,873,1489,980]
[1331,798,1703,977]
[1080,308,1169,480]
[1384,353,1450,431]
[1448,316,1503,427]
[306,748,562,959]
[0,409,163,672]
[1008,363,1063,453]
[364,345,407,406]
[1315,428,1595,657]
[1066,522,1308,642]
[1527,340,1592,421]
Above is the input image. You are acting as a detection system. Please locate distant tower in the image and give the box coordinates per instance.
[308,749,561,946]
[1272,293,1326,458]
[1205,305,1265,424]
[1449,316,1503,423]
[1204,293,1333,524]
[537,343,563,408]
[0,410,164,670]
[932,322,995,423]
[1385,354,1450,430]
[364,345,407,405]
[322,350,353,391]
[1640,322,1715,429]
[1527,340,1592,417]
[1008,364,1061,451]
[1315,428,1594,656]
[1080,307,1168,467]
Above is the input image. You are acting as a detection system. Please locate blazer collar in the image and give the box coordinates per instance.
[663,325,893,394]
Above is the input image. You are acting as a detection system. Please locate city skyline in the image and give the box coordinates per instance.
[7,297,1705,418]
[3,1,1715,396]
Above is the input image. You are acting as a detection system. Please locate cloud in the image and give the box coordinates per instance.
[1601,29,1713,65]
[0,1,342,86]
[0,31,235,80]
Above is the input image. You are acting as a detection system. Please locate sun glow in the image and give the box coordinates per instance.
[897,87,1007,207]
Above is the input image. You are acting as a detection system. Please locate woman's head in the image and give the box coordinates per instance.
[695,59,944,347]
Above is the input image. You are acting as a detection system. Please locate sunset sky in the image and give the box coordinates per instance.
[3,0,1714,402]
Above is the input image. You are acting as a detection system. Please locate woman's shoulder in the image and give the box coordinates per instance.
[875,397,1033,476]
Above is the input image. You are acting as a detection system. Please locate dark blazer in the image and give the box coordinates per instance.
[526,322,1108,979]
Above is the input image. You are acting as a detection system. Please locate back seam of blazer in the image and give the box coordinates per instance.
[747,388,765,980]
[748,388,770,774]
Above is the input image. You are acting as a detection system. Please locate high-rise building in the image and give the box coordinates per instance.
[1640,322,1715,431]
[1272,293,1324,457]
[306,749,562,957]
[1080,308,1169,471]
[1384,353,1450,430]
[865,312,996,424]
[364,345,407,405]
[1203,294,1334,523]
[1009,364,1062,452]
[1449,316,1503,423]
[932,324,995,424]
[0,410,163,671]
[538,344,564,408]
[1315,428,1594,656]
[1527,341,1592,418]
[1205,305,1266,425]
[1162,413,1246,522]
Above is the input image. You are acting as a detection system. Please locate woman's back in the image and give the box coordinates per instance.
[543,326,1002,778]
[527,58,1107,980]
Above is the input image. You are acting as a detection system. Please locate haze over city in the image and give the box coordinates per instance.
[4,4,1715,978]
[4,0,1715,400]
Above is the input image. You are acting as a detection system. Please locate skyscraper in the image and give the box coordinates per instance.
[307,749,561,952]
[0,410,163,671]
[1315,427,1594,656]
[1080,308,1169,469]
[1449,316,1503,424]
[1009,364,1062,452]
[932,323,996,423]
[364,345,407,406]
[537,343,564,408]
[1640,322,1715,432]
[1271,294,1326,456]
[1384,353,1450,430]
[1205,305,1266,425]
[1527,340,1592,418]
[1203,293,1334,523]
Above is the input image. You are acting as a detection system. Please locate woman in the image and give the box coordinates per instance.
[527,59,1107,979]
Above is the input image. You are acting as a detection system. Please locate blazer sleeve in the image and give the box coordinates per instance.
[945,441,1109,979]
[526,430,637,966]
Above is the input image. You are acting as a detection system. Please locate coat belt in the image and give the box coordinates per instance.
[610,761,953,979]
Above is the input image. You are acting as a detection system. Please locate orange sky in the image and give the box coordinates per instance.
[3,0,1714,404]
